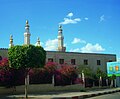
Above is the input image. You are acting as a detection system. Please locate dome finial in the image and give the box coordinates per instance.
[25,20,29,27]
[58,25,62,31]
[26,20,28,24]
[59,25,62,29]
[10,35,13,40]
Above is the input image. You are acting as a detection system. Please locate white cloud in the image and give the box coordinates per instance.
[99,15,105,22]
[44,39,58,51]
[67,13,73,18]
[59,18,81,25]
[72,38,86,44]
[81,43,105,53]
[59,12,81,25]
[84,17,88,20]
[72,38,80,44]
[70,48,80,52]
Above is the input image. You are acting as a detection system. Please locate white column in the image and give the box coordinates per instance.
[9,35,14,48]
[57,25,66,52]
[24,20,31,45]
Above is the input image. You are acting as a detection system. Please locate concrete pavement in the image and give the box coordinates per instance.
[7,87,120,99]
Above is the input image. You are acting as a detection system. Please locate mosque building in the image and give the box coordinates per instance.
[0,20,116,72]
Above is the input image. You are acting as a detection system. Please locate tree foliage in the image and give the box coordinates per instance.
[8,45,46,69]
[96,67,107,78]
[110,74,116,80]
[77,65,94,78]
[8,45,46,98]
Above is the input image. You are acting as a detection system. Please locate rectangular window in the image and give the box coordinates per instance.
[59,59,64,64]
[0,56,2,60]
[109,60,112,62]
[71,59,76,65]
[48,58,53,62]
[84,59,88,65]
[97,60,101,65]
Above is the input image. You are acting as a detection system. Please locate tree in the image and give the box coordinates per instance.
[77,65,94,78]
[110,74,116,87]
[8,44,46,98]
[96,68,107,87]
[77,65,95,87]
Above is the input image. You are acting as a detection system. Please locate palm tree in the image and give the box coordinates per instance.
[77,65,95,87]
[96,67,107,87]
[110,74,116,87]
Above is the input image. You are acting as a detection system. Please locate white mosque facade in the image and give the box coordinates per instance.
[0,21,116,72]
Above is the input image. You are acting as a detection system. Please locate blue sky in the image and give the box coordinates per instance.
[0,0,120,61]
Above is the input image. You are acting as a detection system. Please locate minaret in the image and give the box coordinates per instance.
[36,37,41,46]
[9,35,14,48]
[24,20,31,45]
[57,25,66,52]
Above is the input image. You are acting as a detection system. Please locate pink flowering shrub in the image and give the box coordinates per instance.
[54,64,78,86]
[29,62,57,84]
[44,62,57,74]
[0,58,25,87]
[0,59,78,86]
[29,62,78,86]
[0,58,12,86]
[0,58,9,69]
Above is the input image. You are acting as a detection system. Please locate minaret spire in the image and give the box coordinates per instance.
[25,20,29,32]
[36,37,41,46]
[24,20,31,45]
[9,35,14,48]
[57,25,66,52]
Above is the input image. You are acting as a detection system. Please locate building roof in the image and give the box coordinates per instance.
[47,51,116,56]
[0,48,116,56]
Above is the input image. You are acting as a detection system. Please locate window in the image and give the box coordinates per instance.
[109,60,112,62]
[97,60,101,65]
[0,56,2,61]
[59,59,64,64]
[84,59,88,65]
[48,58,53,62]
[71,59,76,65]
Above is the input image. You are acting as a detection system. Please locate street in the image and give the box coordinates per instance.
[86,92,120,99]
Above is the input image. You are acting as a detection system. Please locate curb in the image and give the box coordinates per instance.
[7,89,120,99]
[52,89,120,99]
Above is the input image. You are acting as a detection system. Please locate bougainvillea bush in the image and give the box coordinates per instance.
[54,64,78,86]
[0,58,25,87]
[0,58,13,87]
[29,62,79,86]
[29,62,57,84]
[29,68,52,84]
[0,59,79,86]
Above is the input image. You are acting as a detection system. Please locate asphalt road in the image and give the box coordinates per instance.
[86,92,120,99]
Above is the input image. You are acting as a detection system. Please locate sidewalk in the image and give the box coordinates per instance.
[6,87,120,99]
